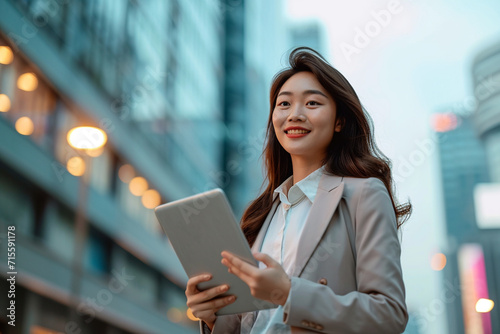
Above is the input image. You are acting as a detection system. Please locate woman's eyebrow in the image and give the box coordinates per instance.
[277,89,328,98]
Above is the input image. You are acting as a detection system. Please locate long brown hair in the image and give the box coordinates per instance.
[241,47,412,247]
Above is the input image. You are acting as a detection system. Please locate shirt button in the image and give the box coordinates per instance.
[283,203,290,210]
[318,278,328,285]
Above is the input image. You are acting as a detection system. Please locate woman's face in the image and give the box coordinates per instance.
[273,71,341,163]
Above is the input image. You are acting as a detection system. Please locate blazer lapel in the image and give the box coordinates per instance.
[291,173,345,277]
[251,193,280,253]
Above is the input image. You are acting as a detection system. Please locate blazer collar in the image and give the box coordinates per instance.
[251,172,345,278]
[292,172,344,277]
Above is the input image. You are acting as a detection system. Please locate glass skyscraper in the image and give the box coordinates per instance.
[473,39,500,183]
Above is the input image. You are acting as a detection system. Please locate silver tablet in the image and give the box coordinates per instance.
[154,188,277,315]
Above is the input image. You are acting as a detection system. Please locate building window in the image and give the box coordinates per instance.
[0,164,35,236]
[42,200,75,264]
[110,245,159,305]
[0,35,57,151]
[84,227,111,276]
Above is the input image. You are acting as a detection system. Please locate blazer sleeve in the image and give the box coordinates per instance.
[198,315,240,334]
[283,177,408,334]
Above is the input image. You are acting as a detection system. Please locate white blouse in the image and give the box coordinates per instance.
[248,165,326,334]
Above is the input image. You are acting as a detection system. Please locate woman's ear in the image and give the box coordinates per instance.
[334,117,344,132]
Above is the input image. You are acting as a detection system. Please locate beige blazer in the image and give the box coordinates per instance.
[201,172,408,334]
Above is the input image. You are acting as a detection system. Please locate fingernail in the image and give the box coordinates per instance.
[227,296,235,301]
[221,285,228,291]
[204,275,211,279]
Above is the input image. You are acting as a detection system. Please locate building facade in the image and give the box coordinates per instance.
[435,37,500,333]
[470,38,500,334]
[472,40,500,183]
[289,20,327,56]
[0,0,226,332]
[220,0,288,217]
[434,109,492,334]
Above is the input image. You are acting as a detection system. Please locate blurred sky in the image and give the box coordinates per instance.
[286,0,500,332]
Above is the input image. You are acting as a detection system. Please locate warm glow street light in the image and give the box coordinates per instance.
[129,176,148,196]
[0,46,14,65]
[17,72,38,91]
[118,164,135,183]
[67,156,86,176]
[476,298,495,313]
[67,126,107,150]
[15,116,34,135]
[186,308,199,321]
[142,189,161,209]
[430,253,447,271]
[167,308,184,323]
[0,94,11,112]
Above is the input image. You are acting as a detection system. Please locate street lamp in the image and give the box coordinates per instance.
[67,126,107,150]
[67,126,107,329]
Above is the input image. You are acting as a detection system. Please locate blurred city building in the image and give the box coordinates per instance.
[473,40,500,183]
[434,110,491,334]
[435,111,490,244]
[470,38,500,333]
[222,0,288,216]
[434,38,500,334]
[0,0,286,332]
[289,20,327,56]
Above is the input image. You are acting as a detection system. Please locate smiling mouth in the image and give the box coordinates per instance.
[285,129,311,134]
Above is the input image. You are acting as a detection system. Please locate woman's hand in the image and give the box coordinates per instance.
[221,251,291,306]
[185,274,237,330]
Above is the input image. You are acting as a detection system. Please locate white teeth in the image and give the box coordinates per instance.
[287,129,310,134]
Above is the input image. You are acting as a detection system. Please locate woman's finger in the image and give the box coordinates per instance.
[190,295,237,317]
[221,251,259,277]
[253,252,279,268]
[222,258,253,284]
[187,283,230,307]
[186,274,212,295]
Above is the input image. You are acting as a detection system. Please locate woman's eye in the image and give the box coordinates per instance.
[277,101,290,107]
[307,101,320,106]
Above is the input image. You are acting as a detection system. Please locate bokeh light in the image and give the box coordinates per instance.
[17,72,38,92]
[67,156,86,176]
[0,46,14,65]
[166,308,184,323]
[141,189,161,209]
[0,94,11,112]
[118,164,135,183]
[85,146,104,157]
[476,298,494,313]
[186,308,199,321]
[15,116,34,135]
[129,176,148,196]
[430,253,447,271]
[67,126,107,150]
[431,113,459,132]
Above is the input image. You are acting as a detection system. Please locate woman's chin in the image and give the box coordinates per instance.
[287,151,324,162]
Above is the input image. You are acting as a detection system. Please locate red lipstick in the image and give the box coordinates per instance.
[284,126,311,138]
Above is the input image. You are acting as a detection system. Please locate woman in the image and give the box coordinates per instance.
[186,47,412,333]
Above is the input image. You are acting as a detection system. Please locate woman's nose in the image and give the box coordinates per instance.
[288,106,306,122]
